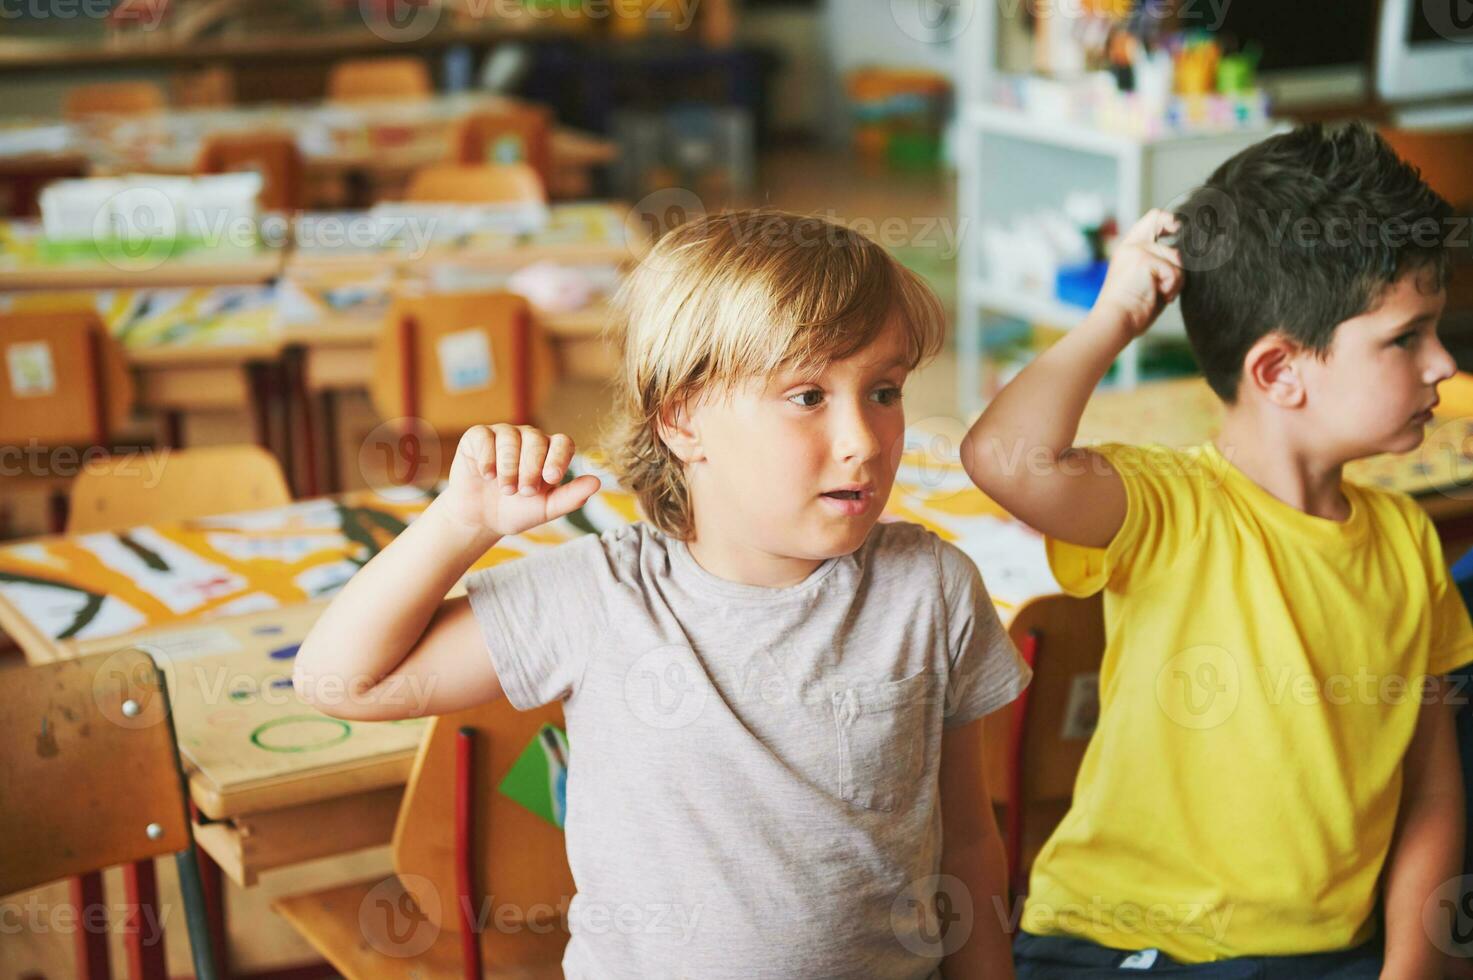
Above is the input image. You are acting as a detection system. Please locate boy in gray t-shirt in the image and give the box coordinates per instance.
[294,209,1030,979]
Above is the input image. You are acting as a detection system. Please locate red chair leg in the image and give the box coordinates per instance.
[511,307,530,425]
[122,859,167,980]
[1006,630,1041,902]
[70,871,111,980]
[48,490,68,534]
[320,389,341,494]
[456,726,483,980]
[286,347,320,498]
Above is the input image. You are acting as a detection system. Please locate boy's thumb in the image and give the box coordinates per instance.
[545,475,602,520]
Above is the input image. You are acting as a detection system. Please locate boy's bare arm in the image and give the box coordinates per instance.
[1381,679,1463,979]
[961,210,1183,549]
[939,718,1015,980]
[293,424,600,721]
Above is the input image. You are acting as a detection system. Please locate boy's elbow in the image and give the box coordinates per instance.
[291,656,378,721]
[962,429,1030,501]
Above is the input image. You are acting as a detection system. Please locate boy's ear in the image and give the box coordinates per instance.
[1242,333,1307,409]
[656,400,705,464]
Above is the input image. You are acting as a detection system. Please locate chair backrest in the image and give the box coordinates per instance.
[195,131,305,212]
[0,311,134,447]
[404,163,546,205]
[393,696,573,968]
[327,57,433,102]
[171,66,236,108]
[66,444,292,534]
[0,648,192,895]
[986,592,1104,806]
[63,81,166,118]
[369,290,557,436]
[984,592,1104,892]
[452,106,554,192]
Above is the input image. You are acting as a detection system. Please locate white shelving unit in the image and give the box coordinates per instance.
[951,14,1283,414]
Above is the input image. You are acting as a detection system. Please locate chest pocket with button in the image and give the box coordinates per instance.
[832,670,939,812]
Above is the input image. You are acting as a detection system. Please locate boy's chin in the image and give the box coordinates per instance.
[1363,425,1428,459]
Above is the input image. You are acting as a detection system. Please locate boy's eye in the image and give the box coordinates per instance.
[1392,331,1418,349]
[788,389,824,408]
[871,386,903,406]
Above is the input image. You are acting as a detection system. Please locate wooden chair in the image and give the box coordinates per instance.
[368,291,557,484]
[983,592,1105,898]
[327,57,433,102]
[67,444,292,534]
[0,311,135,531]
[451,107,554,194]
[63,81,166,118]
[0,647,220,980]
[194,131,306,212]
[405,163,547,206]
[275,698,573,979]
[170,66,236,108]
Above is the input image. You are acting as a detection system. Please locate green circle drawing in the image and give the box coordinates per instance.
[250,715,351,753]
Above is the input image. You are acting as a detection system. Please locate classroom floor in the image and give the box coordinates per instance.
[2,144,963,980]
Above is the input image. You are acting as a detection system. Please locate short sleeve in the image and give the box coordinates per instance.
[464,533,613,710]
[936,538,1031,727]
[1416,511,1473,676]
[1045,443,1205,597]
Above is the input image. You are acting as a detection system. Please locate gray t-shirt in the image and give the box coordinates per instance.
[466,520,1029,980]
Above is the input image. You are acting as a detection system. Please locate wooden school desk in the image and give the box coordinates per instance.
[0,218,284,291]
[278,202,641,387]
[0,202,646,488]
[280,200,648,491]
[6,94,616,205]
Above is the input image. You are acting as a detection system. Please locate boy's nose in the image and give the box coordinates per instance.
[1426,337,1458,384]
[833,410,880,463]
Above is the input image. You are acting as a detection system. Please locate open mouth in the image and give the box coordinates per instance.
[822,490,864,501]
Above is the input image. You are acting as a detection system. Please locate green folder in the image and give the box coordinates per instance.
[497,724,568,830]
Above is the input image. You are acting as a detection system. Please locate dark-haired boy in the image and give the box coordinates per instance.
[965,123,1473,976]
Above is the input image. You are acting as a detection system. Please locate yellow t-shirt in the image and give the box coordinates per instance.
[1021,442,1473,962]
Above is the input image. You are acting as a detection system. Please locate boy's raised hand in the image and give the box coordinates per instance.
[1094,209,1185,338]
[443,424,601,537]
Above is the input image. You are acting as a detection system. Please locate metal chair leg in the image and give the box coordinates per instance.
[176,844,221,980]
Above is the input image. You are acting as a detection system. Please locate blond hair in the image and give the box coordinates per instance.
[604,208,946,539]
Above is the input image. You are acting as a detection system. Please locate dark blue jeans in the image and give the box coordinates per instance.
[1013,931,1382,979]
